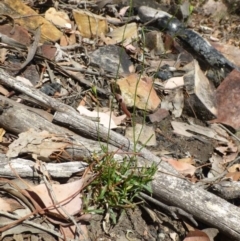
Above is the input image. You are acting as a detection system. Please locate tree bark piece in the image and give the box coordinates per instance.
[183,60,217,120]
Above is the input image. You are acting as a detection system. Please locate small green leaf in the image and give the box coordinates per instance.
[99,186,107,200]
[189,5,194,14]
[92,85,97,95]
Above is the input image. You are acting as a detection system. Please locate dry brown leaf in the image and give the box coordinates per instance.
[16,76,33,86]
[0,197,23,212]
[148,108,169,123]
[202,228,219,241]
[161,87,184,117]
[215,141,238,164]
[0,25,31,46]
[6,129,68,160]
[61,224,89,240]
[60,35,69,46]
[184,230,210,241]
[227,164,240,173]
[208,154,225,178]
[117,74,161,111]
[27,179,83,217]
[0,48,8,64]
[73,9,108,38]
[45,7,71,29]
[119,6,130,17]
[210,69,240,129]
[171,121,228,142]
[164,76,184,90]
[164,158,196,176]
[178,157,195,165]
[107,23,138,46]
[1,0,62,42]
[225,172,240,181]
[77,105,126,129]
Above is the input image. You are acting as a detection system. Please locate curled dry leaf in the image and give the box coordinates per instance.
[171,121,228,143]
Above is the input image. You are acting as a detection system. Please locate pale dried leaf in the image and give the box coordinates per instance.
[2,0,62,42]
[117,74,161,111]
[225,172,240,181]
[78,105,116,128]
[27,179,83,217]
[73,9,108,38]
[164,158,196,176]
[45,7,72,29]
[107,23,138,46]
[6,129,68,160]
[210,70,240,129]
[125,124,156,146]
[227,164,240,173]
[16,76,33,86]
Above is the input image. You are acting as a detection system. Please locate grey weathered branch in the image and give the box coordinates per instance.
[0,154,87,178]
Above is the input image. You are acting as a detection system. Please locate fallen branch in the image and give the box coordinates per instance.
[0,95,122,161]
[0,154,87,178]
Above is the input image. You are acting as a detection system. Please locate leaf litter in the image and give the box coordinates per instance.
[0,0,240,240]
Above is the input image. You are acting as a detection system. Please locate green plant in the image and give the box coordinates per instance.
[189,5,194,15]
[84,0,157,225]
[83,152,157,223]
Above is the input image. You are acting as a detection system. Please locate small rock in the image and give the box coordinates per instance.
[90,45,134,76]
